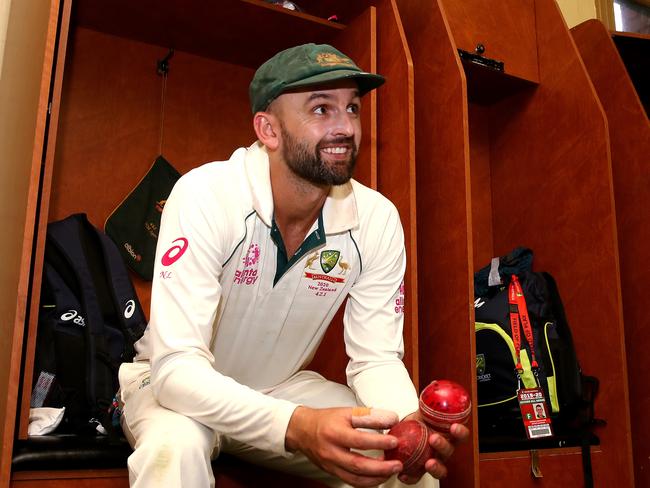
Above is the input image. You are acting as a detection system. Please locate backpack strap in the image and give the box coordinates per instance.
[93,225,147,361]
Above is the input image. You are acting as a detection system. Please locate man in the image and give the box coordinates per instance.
[118,43,468,488]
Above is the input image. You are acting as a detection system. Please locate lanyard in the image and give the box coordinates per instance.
[508,274,538,373]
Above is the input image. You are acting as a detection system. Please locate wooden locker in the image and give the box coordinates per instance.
[5,0,417,486]
[397,0,634,486]
[572,19,650,488]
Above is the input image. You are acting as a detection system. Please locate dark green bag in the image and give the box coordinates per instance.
[105,156,180,280]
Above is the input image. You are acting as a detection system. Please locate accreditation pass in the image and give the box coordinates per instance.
[517,387,554,439]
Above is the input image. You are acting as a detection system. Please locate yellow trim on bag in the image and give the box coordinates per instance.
[475,322,536,390]
[544,322,560,413]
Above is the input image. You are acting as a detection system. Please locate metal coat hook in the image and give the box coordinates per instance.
[157,48,174,76]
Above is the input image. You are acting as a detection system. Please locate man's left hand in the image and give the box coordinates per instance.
[398,412,470,483]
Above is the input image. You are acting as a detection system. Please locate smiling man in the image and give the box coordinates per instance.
[117,43,468,488]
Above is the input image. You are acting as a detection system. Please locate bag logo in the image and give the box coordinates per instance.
[124,243,142,262]
[474,297,486,309]
[60,309,86,327]
[145,221,159,239]
[320,250,340,274]
[476,353,492,382]
[155,199,166,213]
[124,299,136,319]
[161,237,189,266]
[476,354,486,376]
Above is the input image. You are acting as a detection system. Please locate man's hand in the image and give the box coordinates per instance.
[285,406,402,487]
[398,411,470,484]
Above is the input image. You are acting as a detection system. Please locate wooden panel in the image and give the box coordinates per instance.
[395,0,479,486]
[283,0,374,24]
[479,447,601,487]
[485,1,634,486]
[48,27,257,306]
[375,0,419,387]
[74,0,344,69]
[306,6,377,385]
[12,470,129,488]
[440,0,539,83]
[19,0,381,439]
[11,462,326,488]
[11,0,70,448]
[468,104,493,268]
[572,19,650,488]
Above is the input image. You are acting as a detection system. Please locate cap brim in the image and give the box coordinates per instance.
[283,69,385,96]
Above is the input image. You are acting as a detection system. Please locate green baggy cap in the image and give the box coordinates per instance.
[249,43,385,114]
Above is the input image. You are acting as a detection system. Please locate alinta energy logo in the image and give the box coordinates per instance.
[234,243,260,286]
[242,243,260,267]
[394,281,405,314]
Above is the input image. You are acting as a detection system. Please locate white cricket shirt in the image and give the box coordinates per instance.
[129,141,418,456]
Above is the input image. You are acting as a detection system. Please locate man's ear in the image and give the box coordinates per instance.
[253,111,280,151]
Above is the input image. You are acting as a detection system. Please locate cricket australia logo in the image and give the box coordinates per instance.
[304,250,348,292]
[320,250,340,274]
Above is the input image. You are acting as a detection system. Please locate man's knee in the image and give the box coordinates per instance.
[127,412,218,487]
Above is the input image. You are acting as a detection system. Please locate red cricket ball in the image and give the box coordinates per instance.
[419,379,471,433]
[384,420,434,478]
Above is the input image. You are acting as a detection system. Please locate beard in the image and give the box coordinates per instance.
[280,124,358,186]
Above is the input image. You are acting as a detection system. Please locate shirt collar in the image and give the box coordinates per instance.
[244,141,359,234]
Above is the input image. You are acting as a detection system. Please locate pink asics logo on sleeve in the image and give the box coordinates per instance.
[161,237,189,266]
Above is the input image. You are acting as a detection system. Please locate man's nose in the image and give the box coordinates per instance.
[331,110,355,137]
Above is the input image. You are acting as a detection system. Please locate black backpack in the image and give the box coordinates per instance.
[473,250,600,445]
[31,213,147,435]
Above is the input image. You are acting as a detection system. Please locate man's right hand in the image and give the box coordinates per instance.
[285,406,402,487]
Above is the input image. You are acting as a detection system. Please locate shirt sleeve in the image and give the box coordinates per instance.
[344,201,419,420]
[148,170,298,456]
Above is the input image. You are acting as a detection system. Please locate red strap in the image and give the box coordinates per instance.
[508,275,538,372]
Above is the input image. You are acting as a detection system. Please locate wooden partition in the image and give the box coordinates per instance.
[375,0,419,389]
[397,0,634,486]
[482,2,632,483]
[572,18,650,488]
[1,1,70,485]
[7,0,417,486]
[392,1,477,487]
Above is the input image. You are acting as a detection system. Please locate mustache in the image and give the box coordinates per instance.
[317,136,357,149]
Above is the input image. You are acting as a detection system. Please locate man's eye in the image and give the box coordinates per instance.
[313,106,327,115]
[347,104,359,114]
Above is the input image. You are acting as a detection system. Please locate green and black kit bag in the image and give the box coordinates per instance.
[105,156,180,281]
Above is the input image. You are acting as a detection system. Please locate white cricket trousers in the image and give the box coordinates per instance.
[119,362,438,488]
